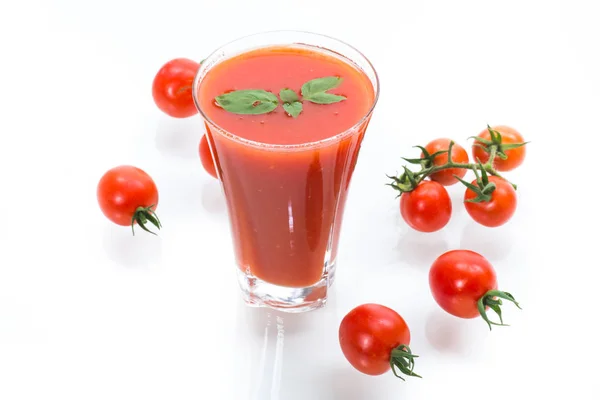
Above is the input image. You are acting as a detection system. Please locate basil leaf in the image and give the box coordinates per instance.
[301,76,343,97]
[280,88,299,103]
[283,101,302,118]
[300,76,346,105]
[303,92,346,104]
[215,90,279,115]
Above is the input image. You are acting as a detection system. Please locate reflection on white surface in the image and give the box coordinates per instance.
[424,309,487,358]
[234,303,346,399]
[248,312,286,400]
[252,312,271,400]
[237,308,286,400]
[271,316,285,400]
[102,225,163,269]
[459,220,515,262]
[394,228,450,268]
[154,115,203,160]
[201,180,227,216]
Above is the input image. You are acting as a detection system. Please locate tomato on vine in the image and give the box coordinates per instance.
[472,125,527,171]
[152,58,201,118]
[420,138,469,186]
[462,175,517,227]
[429,250,521,330]
[388,124,526,232]
[400,180,452,232]
[97,165,161,235]
[339,304,421,380]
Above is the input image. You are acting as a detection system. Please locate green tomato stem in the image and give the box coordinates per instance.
[131,205,162,236]
[485,145,498,168]
[412,158,515,189]
[389,344,422,381]
[477,289,522,331]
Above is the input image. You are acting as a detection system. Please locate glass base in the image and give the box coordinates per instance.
[237,261,336,313]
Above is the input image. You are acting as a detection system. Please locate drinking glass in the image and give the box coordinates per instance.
[193,31,379,312]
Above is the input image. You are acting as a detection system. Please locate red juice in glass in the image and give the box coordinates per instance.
[193,32,378,312]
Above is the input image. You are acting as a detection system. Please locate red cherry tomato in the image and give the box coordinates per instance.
[199,134,217,179]
[429,250,497,319]
[97,165,161,235]
[472,125,526,171]
[464,176,516,227]
[339,304,420,379]
[400,181,452,232]
[422,138,469,185]
[429,250,521,329]
[152,58,200,118]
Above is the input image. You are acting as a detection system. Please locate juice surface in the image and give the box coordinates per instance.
[198,45,375,287]
[198,46,374,145]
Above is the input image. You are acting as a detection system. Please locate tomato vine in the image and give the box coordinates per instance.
[387,125,528,202]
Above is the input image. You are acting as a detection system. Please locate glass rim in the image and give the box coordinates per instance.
[192,30,380,151]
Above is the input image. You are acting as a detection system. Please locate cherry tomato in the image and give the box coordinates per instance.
[422,138,469,185]
[97,165,161,235]
[464,176,516,227]
[339,304,420,379]
[400,181,452,232]
[429,250,497,319]
[429,250,520,329]
[199,134,217,179]
[472,125,526,171]
[152,58,200,118]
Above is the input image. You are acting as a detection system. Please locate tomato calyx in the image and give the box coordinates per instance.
[388,142,461,196]
[131,205,162,236]
[455,161,499,203]
[477,289,522,330]
[471,125,529,163]
[389,344,422,380]
[387,166,418,195]
[402,145,448,170]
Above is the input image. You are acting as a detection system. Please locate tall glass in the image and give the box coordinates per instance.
[193,31,379,312]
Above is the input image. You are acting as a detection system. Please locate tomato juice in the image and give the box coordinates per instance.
[196,44,376,289]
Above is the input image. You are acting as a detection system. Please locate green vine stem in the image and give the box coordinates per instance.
[413,155,511,181]
[389,344,422,380]
[477,290,522,330]
[388,127,526,197]
[455,161,499,203]
[485,145,498,168]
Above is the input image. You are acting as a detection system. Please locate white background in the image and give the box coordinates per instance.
[1,0,598,398]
